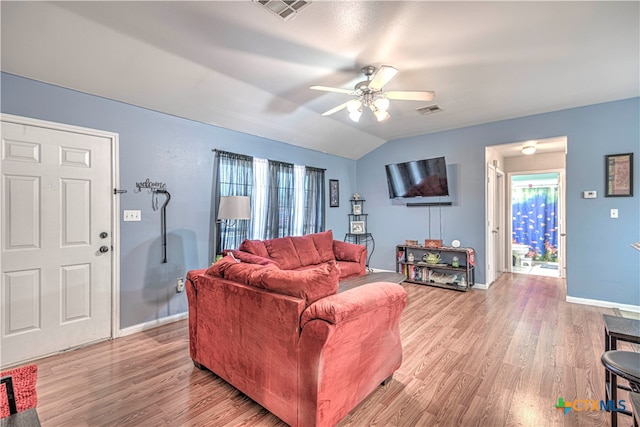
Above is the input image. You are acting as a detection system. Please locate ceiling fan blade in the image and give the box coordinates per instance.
[368,65,398,91]
[310,85,355,95]
[385,90,436,101]
[321,101,352,116]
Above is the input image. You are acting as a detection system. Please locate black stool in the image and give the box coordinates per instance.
[602,351,640,392]
[602,350,640,427]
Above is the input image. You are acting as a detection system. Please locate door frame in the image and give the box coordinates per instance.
[495,167,506,275]
[1,113,121,339]
[485,163,506,287]
[486,164,496,286]
[507,168,565,278]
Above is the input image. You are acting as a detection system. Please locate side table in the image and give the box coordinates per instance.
[603,314,640,427]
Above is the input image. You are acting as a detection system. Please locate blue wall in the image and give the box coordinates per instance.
[1,72,357,328]
[357,98,639,305]
[3,72,638,322]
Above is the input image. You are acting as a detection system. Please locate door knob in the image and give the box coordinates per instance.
[100,232,108,238]
[99,246,109,253]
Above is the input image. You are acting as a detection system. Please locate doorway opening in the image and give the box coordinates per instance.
[511,172,560,277]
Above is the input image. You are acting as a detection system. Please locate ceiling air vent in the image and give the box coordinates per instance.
[256,0,311,21]
[416,105,444,115]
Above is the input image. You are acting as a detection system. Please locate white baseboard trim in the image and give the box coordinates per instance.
[119,312,188,337]
[566,296,640,313]
[473,282,489,290]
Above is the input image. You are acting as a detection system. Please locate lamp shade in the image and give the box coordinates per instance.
[217,196,251,220]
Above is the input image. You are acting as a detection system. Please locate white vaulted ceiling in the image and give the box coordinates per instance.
[1,1,638,159]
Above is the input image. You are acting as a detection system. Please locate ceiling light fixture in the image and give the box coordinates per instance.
[522,142,537,155]
[347,99,363,122]
[312,65,435,124]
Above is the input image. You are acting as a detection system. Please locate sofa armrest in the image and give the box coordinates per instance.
[332,239,366,262]
[301,282,406,328]
[298,281,407,427]
[185,268,208,361]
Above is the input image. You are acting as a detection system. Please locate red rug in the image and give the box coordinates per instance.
[0,364,38,417]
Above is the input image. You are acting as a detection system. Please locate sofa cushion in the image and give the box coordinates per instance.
[309,230,335,262]
[206,254,240,277]
[335,261,363,280]
[228,250,281,268]
[263,237,302,270]
[333,239,365,262]
[207,255,276,285]
[249,261,339,304]
[238,239,269,258]
[290,235,322,266]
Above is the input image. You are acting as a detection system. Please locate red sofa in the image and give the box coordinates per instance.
[186,231,407,427]
[232,230,366,279]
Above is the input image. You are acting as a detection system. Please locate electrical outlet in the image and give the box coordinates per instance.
[123,210,141,221]
[176,278,185,293]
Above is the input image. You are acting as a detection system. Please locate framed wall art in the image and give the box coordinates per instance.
[605,153,633,197]
[329,179,339,207]
[350,220,365,234]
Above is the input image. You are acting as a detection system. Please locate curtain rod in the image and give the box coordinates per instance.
[212,148,326,171]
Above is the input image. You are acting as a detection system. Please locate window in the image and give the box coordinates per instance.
[215,150,325,253]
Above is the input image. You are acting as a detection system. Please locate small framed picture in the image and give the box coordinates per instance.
[329,179,339,207]
[352,204,362,215]
[350,220,365,234]
[605,153,633,197]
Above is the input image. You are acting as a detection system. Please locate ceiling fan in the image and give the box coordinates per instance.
[310,65,435,122]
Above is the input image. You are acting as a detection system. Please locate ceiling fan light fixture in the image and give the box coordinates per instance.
[373,97,390,112]
[522,142,537,155]
[349,109,362,122]
[347,99,362,113]
[374,109,390,122]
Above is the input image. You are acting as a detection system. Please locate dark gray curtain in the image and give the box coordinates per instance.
[215,150,253,253]
[303,166,325,234]
[265,160,295,239]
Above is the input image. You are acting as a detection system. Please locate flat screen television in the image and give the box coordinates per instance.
[385,156,449,198]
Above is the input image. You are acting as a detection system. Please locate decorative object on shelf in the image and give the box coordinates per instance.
[452,256,459,268]
[344,198,374,269]
[423,252,441,264]
[350,221,365,234]
[329,179,339,207]
[405,239,418,246]
[430,271,457,284]
[424,239,442,248]
[407,252,415,262]
[605,153,633,197]
[451,239,461,248]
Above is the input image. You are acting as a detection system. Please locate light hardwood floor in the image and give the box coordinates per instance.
[29,273,634,426]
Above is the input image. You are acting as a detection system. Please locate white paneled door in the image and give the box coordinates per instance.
[1,118,115,366]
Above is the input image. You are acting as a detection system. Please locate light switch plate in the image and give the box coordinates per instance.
[123,210,141,221]
[610,209,619,219]
[582,190,597,199]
